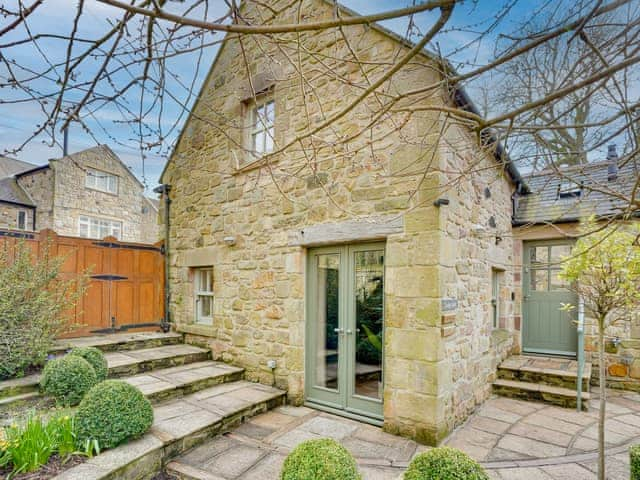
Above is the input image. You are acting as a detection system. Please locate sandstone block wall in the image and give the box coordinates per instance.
[17,167,55,230]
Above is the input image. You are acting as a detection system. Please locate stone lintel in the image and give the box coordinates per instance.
[181,246,219,267]
[288,215,403,247]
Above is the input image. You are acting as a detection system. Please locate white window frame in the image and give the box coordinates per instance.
[248,98,275,157]
[195,268,214,324]
[85,168,119,195]
[78,215,123,240]
[16,210,27,230]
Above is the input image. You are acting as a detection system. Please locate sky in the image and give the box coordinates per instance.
[0,1,581,191]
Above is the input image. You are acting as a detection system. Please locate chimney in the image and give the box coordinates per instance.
[607,143,618,181]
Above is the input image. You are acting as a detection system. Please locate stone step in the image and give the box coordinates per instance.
[0,344,211,401]
[52,381,287,480]
[497,355,591,391]
[51,331,184,355]
[493,378,590,411]
[124,361,244,404]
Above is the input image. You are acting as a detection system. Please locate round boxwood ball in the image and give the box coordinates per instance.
[69,346,108,381]
[281,438,361,480]
[41,355,97,406]
[404,447,489,480]
[75,380,154,450]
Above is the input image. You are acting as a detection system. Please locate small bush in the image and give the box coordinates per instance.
[280,438,361,480]
[0,241,87,380]
[0,412,79,475]
[70,347,108,381]
[631,445,640,480]
[404,447,488,480]
[41,355,98,406]
[75,380,153,450]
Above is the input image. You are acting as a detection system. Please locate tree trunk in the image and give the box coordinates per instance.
[598,322,606,480]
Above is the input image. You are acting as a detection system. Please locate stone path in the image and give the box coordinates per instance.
[168,390,640,479]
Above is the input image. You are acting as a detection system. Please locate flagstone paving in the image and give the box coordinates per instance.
[167,390,640,479]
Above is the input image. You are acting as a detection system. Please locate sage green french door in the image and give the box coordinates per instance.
[523,240,578,356]
[305,243,384,421]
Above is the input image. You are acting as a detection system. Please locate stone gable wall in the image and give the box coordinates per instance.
[163,0,515,444]
[17,168,55,229]
[49,147,158,243]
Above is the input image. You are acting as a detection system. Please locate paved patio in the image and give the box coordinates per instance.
[167,389,640,479]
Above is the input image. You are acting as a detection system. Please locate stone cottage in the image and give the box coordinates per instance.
[160,0,522,444]
[0,145,159,243]
[511,145,640,392]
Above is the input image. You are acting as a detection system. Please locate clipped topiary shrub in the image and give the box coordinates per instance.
[40,355,97,406]
[404,447,489,480]
[75,380,153,450]
[280,438,361,480]
[69,346,108,381]
[631,445,640,480]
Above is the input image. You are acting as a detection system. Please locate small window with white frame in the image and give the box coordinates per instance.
[78,215,122,240]
[16,210,27,230]
[195,268,214,324]
[248,98,274,158]
[86,168,118,195]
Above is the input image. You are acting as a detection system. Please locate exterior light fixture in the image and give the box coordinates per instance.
[433,198,450,207]
[223,236,236,246]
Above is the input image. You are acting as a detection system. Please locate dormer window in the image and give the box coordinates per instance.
[558,179,581,199]
[86,168,118,195]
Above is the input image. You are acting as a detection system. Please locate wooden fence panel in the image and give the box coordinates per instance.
[0,228,165,338]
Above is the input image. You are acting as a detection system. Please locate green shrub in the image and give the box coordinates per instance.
[404,447,488,480]
[0,241,87,380]
[0,411,81,476]
[70,347,108,381]
[41,355,98,406]
[631,445,640,480]
[280,438,361,480]
[75,380,153,450]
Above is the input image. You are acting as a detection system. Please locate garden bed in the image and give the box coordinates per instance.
[0,454,85,480]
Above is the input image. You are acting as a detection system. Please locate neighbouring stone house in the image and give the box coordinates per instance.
[0,145,159,243]
[160,0,521,444]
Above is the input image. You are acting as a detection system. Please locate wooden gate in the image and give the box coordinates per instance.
[0,228,165,338]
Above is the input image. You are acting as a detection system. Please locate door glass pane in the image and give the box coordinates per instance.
[550,244,571,266]
[354,250,384,400]
[530,269,548,291]
[550,270,569,291]
[530,246,549,266]
[314,254,340,390]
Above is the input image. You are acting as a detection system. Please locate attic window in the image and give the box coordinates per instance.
[558,179,582,199]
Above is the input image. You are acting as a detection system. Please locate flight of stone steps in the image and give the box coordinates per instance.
[493,354,591,410]
[0,332,286,480]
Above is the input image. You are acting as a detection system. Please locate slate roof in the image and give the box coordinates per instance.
[513,160,639,225]
[0,156,37,178]
[0,177,34,206]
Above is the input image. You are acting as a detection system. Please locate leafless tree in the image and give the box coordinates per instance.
[0,0,638,221]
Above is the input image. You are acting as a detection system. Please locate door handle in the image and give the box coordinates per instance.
[333,328,344,334]
[346,329,353,335]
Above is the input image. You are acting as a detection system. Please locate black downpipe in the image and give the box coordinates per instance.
[154,184,172,332]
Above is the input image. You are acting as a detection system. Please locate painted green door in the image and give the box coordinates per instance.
[523,241,578,356]
[305,243,384,422]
